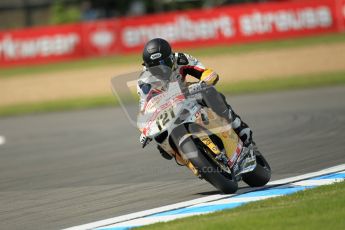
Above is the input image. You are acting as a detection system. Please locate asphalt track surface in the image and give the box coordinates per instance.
[1,86,345,230]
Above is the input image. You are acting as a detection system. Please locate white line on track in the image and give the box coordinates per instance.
[0,136,5,145]
[64,163,345,230]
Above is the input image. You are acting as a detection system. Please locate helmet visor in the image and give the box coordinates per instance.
[147,65,172,81]
[160,55,174,68]
[146,54,174,67]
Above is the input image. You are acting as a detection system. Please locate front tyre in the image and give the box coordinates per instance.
[242,151,271,187]
[180,137,238,194]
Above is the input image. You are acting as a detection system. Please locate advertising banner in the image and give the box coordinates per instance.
[82,20,120,56]
[117,0,339,52]
[0,24,83,66]
[0,0,344,67]
[338,0,345,31]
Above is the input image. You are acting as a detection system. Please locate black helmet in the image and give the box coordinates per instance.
[142,38,174,80]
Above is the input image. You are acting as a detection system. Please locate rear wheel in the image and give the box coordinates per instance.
[242,151,271,187]
[180,137,238,194]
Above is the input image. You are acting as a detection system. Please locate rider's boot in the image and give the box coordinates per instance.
[201,87,255,148]
[229,111,256,148]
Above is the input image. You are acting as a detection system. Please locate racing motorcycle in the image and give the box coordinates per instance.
[137,80,271,194]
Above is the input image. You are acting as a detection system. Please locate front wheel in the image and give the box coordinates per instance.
[180,137,238,194]
[242,151,271,187]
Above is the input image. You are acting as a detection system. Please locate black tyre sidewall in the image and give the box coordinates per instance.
[242,153,271,187]
[180,137,238,194]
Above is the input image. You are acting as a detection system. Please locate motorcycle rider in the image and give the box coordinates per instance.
[138,38,255,159]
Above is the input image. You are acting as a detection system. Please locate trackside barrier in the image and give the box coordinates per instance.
[0,0,345,67]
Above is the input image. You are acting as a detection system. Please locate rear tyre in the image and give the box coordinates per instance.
[242,151,271,187]
[180,137,238,194]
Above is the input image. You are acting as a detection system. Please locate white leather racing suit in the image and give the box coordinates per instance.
[137,52,253,147]
[137,52,219,112]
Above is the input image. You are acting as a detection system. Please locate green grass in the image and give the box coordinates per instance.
[139,181,345,230]
[0,70,344,117]
[1,32,344,78]
[217,71,345,94]
[0,95,117,117]
[188,32,345,57]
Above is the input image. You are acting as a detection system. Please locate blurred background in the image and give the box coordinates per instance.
[0,0,345,229]
[0,0,279,29]
[1,0,344,114]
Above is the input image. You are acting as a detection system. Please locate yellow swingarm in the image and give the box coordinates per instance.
[183,135,221,177]
[179,132,221,177]
[199,135,221,155]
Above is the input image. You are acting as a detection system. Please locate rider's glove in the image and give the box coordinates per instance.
[140,133,151,148]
